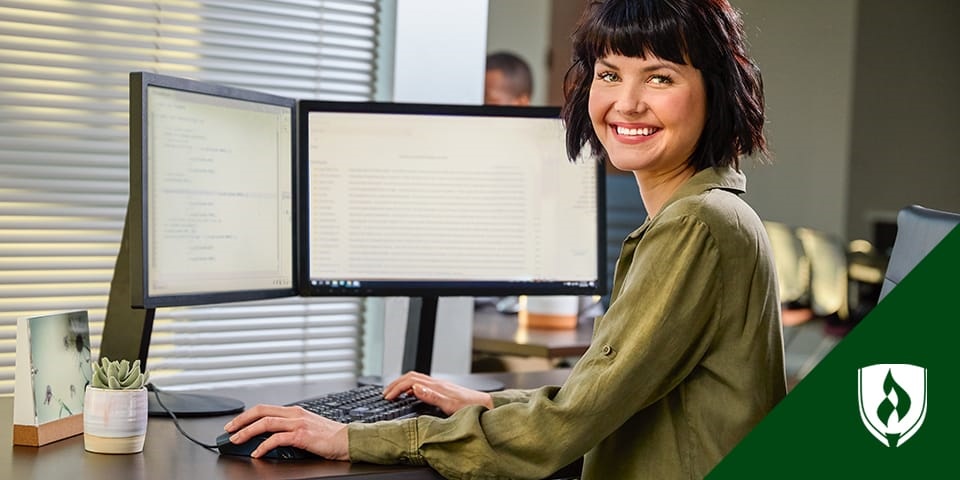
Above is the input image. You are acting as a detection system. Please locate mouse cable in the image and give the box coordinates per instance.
[147,383,219,452]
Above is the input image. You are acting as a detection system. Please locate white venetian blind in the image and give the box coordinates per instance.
[0,0,380,394]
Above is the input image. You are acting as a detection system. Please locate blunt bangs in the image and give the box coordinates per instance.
[579,1,694,71]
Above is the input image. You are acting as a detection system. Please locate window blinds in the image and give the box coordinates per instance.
[0,0,380,393]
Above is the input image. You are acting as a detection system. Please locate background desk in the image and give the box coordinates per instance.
[3,370,572,480]
[472,308,594,360]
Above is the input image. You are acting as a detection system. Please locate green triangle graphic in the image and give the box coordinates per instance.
[709,225,960,478]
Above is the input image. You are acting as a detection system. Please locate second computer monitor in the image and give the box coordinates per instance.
[298,102,605,297]
[130,72,297,308]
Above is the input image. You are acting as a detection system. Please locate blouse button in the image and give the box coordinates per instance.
[601,344,613,356]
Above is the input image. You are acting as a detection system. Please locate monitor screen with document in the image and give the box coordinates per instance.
[130,72,297,308]
[298,101,606,298]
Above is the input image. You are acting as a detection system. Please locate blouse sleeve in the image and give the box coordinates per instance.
[490,388,535,407]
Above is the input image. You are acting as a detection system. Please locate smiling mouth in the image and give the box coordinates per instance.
[616,126,660,136]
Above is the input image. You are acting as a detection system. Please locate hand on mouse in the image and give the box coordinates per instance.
[384,371,493,416]
[224,405,349,460]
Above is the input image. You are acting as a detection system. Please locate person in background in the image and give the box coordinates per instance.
[223,1,788,478]
[484,51,533,106]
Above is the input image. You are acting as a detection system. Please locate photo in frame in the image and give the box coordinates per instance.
[13,310,92,446]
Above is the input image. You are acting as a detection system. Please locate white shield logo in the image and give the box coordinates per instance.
[858,364,927,447]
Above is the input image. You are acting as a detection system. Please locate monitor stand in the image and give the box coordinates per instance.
[360,296,504,393]
[146,383,244,417]
[101,213,246,418]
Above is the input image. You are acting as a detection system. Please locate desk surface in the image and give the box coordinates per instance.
[472,307,595,359]
[3,370,571,480]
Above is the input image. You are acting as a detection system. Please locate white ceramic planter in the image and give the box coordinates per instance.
[83,386,148,454]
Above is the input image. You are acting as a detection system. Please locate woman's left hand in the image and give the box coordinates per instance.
[384,371,494,415]
[223,404,349,460]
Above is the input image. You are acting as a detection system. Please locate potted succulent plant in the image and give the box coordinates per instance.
[83,357,150,454]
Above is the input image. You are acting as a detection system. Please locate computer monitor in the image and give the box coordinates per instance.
[100,72,297,415]
[131,72,297,308]
[298,101,606,376]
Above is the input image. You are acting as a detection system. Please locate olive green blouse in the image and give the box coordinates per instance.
[349,166,787,479]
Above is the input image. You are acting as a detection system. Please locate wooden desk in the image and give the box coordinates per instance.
[472,308,595,359]
[3,370,572,480]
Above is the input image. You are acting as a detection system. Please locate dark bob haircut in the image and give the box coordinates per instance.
[561,0,768,170]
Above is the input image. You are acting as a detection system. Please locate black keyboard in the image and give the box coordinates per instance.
[290,384,443,423]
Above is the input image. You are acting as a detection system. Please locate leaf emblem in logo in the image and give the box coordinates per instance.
[877,369,911,428]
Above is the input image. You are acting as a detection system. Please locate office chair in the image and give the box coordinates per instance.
[764,221,853,385]
[787,227,854,381]
[794,227,849,324]
[763,220,812,326]
[878,204,960,301]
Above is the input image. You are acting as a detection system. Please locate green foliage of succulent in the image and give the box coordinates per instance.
[91,357,149,390]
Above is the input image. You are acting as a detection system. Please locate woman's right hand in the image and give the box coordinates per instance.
[384,371,494,416]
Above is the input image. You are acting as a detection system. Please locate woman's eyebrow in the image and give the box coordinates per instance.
[596,58,680,73]
[596,58,619,70]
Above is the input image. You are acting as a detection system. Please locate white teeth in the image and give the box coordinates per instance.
[616,126,657,136]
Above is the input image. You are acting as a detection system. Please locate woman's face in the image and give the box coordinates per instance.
[588,53,707,175]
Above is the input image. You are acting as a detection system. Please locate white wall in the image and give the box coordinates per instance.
[847,0,960,241]
[732,0,859,238]
[391,0,489,104]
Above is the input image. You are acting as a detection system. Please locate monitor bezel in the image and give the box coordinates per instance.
[296,100,607,298]
[129,72,299,308]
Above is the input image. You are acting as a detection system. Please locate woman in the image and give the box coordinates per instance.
[224,0,787,478]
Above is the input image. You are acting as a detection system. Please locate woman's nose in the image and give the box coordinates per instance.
[614,85,647,116]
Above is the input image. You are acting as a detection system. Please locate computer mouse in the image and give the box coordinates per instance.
[216,431,316,460]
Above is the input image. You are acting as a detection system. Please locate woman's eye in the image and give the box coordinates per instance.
[649,74,673,85]
[596,71,620,82]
